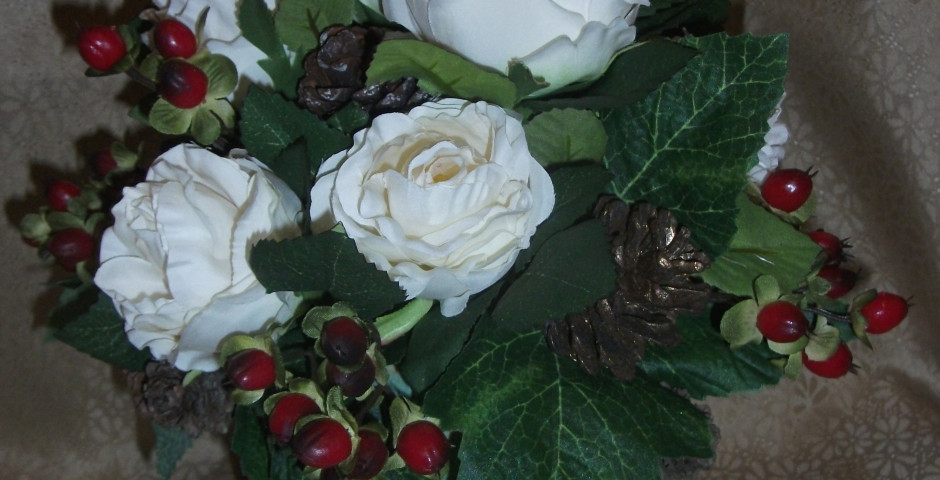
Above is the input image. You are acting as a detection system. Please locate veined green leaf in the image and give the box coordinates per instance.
[524,109,608,167]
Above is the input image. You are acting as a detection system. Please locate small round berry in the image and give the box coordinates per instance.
[268,393,321,445]
[755,301,809,343]
[225,349,276,391]
[325,357,376,398]
[92,149,118,178]
[78,26,127,71]
[816,266,858,299]
[320,316,369,367]
[802,342,853,379]
[397,420,449,475]
[47,228,94,270]
[761,168,813,213]
[347,429,389,479]
[158,59,209,109]
[153,19,198,59]
[808,230,845,265]
[861,292,909,334]
[292,418,353,469]
[47,180,82,212]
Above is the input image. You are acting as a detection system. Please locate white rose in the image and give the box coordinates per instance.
[95,144,303,372]
[310,99,555,316]
[748,96,790,184]
[381,0,649,96]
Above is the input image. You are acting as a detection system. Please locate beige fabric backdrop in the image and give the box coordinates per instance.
[1,1,938,478]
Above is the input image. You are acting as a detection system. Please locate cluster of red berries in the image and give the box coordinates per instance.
[223,315,450,478]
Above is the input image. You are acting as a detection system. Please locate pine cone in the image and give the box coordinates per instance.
[126,361,233,437]
[544,197,711,380]
[297,26,433,118]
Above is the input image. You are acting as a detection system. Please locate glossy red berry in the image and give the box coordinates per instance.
[225,349,276,391]
[320,317,369,367]
[47,180,82,212]
[347,430,389,479]
[158,59,208,109]
[802,342,853,378]
[92,149,118,177]
[756,301,809,343]
[808,230,845,265]
[326,357,376,398]
[816,266,858,299]
[268,393,321,445]
[397,420,449,475]
[153,19,198,59]
[78,26,127,71]
[761,168,813,213]
[47,228,94,270]
[292,418,353,469]
[861,292,909,334]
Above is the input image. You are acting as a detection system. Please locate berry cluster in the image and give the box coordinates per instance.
[221,306,450,479]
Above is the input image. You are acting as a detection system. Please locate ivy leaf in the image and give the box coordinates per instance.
[524,109,608,167]
[367,39,517,108]
[602,33,788,257]
[231,405,269,480]
[700,193,822,297]
[250,231,405,319]
[423,327,714,480]
[637,312,782,399]
[153,423,194,480]
[51,288,151,372]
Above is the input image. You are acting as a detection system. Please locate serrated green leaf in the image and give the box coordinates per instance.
[250,231,405,319]
[491,219,617,333]
[267,139,312,204]
[149,98,196,135]
[423,327,713,479]
[637,313,781,399]
[719,298,762,348]
[701,193,822,297]
[153,423,194,480]
[275,0,356,52]
[231,405,269,480]
[602,33,788,257]
[524,109,608,167]
[367,39,517,108]
[238,0,302,97]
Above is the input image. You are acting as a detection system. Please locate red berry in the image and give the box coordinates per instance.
[320,317,369,367]
[158,59,208,109]
[816,266,858,299]
[92,149,119,177]
[761,168,813,213]
[808,230,845,265]
[326,357,376,398]
[347,430,389,479]
[47,228,94,270]
[47,180,82,212]
[153,19,198,59]
[397,420,449,475]
[268,393,321,445]
[78,26,127,71]
[861,292,909,334]
[802,342,853,378]
[755,301,809,343]
[292,418,353,469]
[225,349,276,391]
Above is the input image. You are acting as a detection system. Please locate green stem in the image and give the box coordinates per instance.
[374,298,435,344]
[803,306,850,324]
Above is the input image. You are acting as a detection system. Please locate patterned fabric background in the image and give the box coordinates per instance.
[1,1,937,478]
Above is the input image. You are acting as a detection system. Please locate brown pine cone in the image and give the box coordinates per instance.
[126,361,233,437]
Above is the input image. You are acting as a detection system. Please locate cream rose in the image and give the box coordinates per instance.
[95,144,303,372]
[748,96,790,184]
[381,0,649,96]
[310,99,555,316]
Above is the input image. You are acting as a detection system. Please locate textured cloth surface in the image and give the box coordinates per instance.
[1,0,938,478]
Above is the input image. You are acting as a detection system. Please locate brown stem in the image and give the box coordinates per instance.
[802,306,851,323]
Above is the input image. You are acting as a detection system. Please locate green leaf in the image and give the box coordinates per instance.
[522,40,698,111]
[153,423,194,480]
[231,405,269,480]
[196,54,238,99]
[508,61,550,101]
[524,109,608,167]
[149,98,196,135]
[266,139,312,203]
[51,289,151,371]
[602,33,788,257]
[249,231,405,319]
[636,0,731,39]
[238,0,302,97]
[275,0,356,52]
[423,327,713,479]
[189,107,222,145]
[638,313,782,399]
[701,193,822,297]
[719,298,762,348]
[491,219,617,333]
[367,39,518,108]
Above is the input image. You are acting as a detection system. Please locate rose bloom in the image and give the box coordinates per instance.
[310,99,555,316]
[95,144,303,372]
[381,0,649,96]
[747,95,790,184]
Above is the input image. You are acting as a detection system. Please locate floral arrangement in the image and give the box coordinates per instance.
[19,0,912,479]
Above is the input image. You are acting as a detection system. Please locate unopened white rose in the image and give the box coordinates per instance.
[95,144,303,372]
[310,99,555,316]
[748,96,790,184]
[381,0,649,96]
